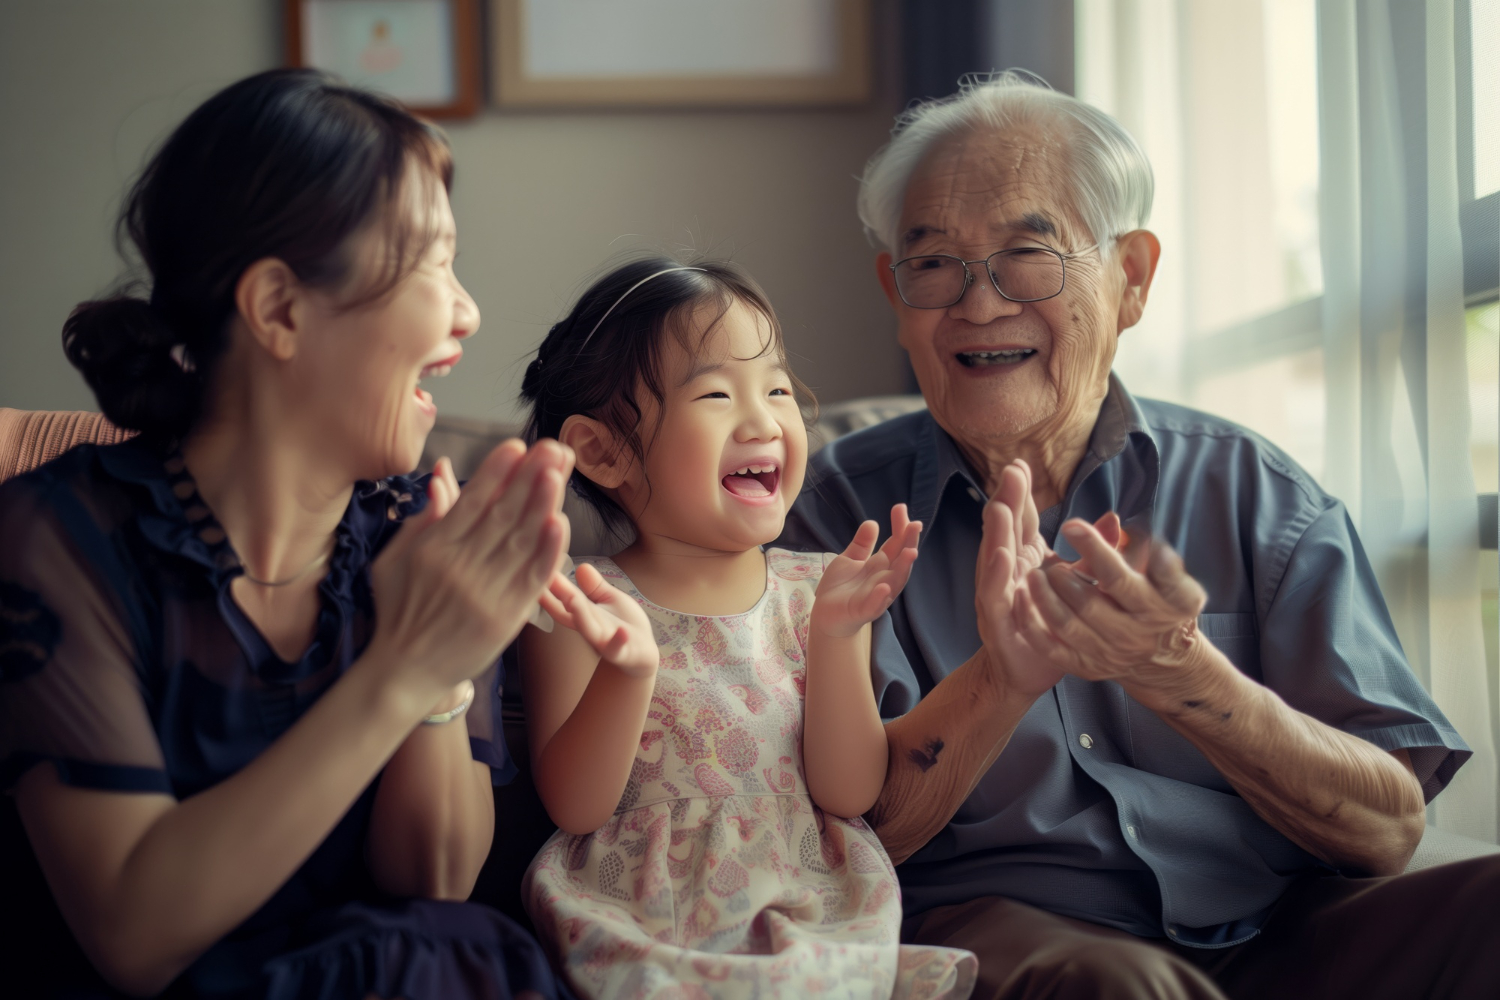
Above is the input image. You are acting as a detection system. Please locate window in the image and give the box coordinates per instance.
[1077,0,1326,478]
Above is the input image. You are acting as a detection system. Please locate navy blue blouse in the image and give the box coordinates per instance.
[0,438,563,1000]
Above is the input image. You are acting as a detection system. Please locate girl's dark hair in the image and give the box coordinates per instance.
[520,256,815,540]
[62,68,453,439]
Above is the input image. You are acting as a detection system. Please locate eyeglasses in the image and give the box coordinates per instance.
[889,245,1098,309]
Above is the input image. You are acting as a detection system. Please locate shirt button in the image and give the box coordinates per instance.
[1078,733,1094,749]
[1168,926,1178,937]
[1126,823,1139,838]
[967,486,984,503]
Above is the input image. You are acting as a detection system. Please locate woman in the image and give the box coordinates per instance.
[0,69,572,999]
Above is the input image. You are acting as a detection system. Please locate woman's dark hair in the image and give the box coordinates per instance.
[520,255,815,540]
[62,68,453,439]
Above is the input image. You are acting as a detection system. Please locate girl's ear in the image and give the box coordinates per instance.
[560,414,633,489]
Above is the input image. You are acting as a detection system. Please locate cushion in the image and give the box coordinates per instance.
[0,408,134,484]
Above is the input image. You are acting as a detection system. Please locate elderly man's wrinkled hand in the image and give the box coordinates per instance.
[975,460,1121,700]
[1012,519,1208,692]
[976,484,1065,698]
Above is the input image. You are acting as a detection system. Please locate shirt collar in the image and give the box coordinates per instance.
[910,373,1159,533]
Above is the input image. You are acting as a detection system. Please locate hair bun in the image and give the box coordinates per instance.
[62,297,199,438]
[520,355,547,401]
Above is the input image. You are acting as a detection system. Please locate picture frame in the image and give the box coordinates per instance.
[285,0,482,118]
[491,0,871,109]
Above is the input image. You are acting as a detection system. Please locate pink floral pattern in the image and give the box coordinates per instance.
[525,549,977,1000]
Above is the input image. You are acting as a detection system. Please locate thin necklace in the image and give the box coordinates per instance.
[239,538,334,588]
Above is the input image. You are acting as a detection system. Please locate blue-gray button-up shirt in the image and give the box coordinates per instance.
[778,375,1469,947]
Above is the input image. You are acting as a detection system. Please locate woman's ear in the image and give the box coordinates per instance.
[234,257,302,361]
[559,414,633,490]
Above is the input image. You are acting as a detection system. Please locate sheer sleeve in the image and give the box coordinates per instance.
[0,477,170,794]
[464,655,517,786]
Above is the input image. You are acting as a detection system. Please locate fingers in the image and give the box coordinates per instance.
[1025,567,1103,656]
[877,505,921,564]
[1012,585,1074,669]
[541,572,582,629]
[1120,520,1153,575]
[439,439,527,536]
[428,457,459,520]
[518,512,569,599]
[375,459,454,563]
[860,582,893,619]
[464,439,571,544]
[889,503,910,543]
[1093,510,1122,550]
[472,453,567,559]
[995,465,1027,561]
[840,520,881,564]
[1059,520,1136,597]
[979,500,1015,590]
[573,560,608,599]
[982,494,1013,550]
[1014,459,1039,547]
[1145,541,1207,616]
[555,566,618,650]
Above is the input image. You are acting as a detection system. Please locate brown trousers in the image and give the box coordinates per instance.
[902,856,1500,1000]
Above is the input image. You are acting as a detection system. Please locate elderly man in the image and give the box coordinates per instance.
[780,74,1497,999]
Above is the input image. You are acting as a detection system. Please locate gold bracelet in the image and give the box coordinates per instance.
[421,679,475,726]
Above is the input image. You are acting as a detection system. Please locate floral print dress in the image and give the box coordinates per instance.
[524,548,977,1000]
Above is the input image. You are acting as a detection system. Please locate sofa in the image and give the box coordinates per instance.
[2,403,1496,935]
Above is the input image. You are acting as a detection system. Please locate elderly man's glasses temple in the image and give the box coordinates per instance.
[890,246,1098,309]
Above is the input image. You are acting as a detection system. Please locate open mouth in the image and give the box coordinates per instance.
[722,463,780,500]
[956,348,1036,368]
[414,352,462,413]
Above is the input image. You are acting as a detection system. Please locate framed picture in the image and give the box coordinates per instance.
[285,0,482,118]
[491,0,871,109]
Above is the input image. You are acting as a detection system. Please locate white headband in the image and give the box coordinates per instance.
[576,266,708,353]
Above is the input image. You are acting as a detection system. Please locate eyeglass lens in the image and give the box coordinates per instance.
[893,249,1065,307]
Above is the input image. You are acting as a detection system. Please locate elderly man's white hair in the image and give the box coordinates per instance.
[857,71,1154,259]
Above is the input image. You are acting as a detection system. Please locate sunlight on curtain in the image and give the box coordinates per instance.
[1076,0,1326,480]
[1078,0,1500,841]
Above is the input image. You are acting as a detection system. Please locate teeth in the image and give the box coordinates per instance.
[731,464,777,476]
[958,348,1035,367]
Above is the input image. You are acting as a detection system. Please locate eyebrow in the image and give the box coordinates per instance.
[901,212,1059,249]
[1017,212,1058,237]
[678,355,790,388]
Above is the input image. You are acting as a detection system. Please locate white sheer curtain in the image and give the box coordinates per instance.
[1317,0,1496,841]
[1078,0,1499,842]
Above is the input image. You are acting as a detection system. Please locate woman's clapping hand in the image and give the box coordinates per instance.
[369,439,573,704]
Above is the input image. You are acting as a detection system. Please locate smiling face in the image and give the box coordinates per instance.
[878,124,1123,454]
[614,297,808,554]
[293,169,479,479]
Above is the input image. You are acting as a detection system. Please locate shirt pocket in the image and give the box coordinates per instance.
[1197,612,1261,681]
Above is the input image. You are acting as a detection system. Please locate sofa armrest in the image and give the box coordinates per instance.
[1404,824,1500,873]
[0,408,135,484]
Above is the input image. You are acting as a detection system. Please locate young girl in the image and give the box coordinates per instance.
[517,258,977,999]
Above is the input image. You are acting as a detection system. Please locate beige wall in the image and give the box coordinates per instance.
[0,1,907,426]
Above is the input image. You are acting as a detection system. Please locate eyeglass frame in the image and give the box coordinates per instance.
[888,244,1101,309]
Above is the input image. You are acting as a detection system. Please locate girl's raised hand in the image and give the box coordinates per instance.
[539,562,659,679]
[811,504,922,639]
